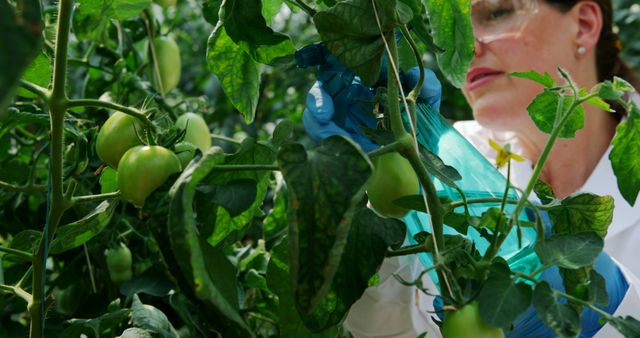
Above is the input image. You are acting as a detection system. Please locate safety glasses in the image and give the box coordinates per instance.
[472,0,540,43]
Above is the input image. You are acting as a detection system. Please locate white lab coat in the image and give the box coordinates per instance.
[344,116,640,338]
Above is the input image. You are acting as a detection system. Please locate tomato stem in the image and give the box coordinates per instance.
[0,246,34,261]
[71,191,121,205]
[19,80,50,100]
[66,99,153,127]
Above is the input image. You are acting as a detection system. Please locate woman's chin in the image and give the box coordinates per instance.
[472,106,522,132]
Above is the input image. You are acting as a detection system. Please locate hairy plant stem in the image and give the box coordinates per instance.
[66,99,152,126]
[0,180,46,193]
[0,246,34,261]
[19,80,50,100]
[30,1,73,337]
[382,30,451,301]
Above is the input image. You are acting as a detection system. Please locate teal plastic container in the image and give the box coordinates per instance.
[403,103,541,288]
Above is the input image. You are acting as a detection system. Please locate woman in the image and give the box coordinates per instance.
[301,0,640,336]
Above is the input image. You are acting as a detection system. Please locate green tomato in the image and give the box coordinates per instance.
[442,302,505,338]
[106,243,133,284]
[96,112,144,169]
[176,112,211,152]
[153,0,177,9]
[54,283,83,316]
[174,141,197,169]
[117,145,181,207]
[153,36,181,94]
[366,152,419,218]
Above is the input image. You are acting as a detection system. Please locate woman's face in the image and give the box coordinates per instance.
[463,0,578,132]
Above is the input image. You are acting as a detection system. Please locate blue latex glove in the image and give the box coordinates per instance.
[432,209,629,338]
[296,43,442,152]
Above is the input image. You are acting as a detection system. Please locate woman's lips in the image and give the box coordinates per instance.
[466,67,504,91]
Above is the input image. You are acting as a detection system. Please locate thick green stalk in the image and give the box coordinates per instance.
[30,1,74,337]
[66,99,152,127]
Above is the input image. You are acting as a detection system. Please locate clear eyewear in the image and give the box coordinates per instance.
[472,0,540,44]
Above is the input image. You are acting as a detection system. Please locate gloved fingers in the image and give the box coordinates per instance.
[306,82,336,125]
[402,67,442,112]
[303,106,352,143]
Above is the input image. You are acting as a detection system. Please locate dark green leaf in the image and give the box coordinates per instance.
[207,25,259,124]
[168,148,251,334]
[419,146,462,184]
[527,91,585,138]
[243,269,268,291]
[6,230,41,263]
[361,127,395,146]
[49,200,119,254]
[263,177,288,242]
[534,232,603,269]
[120,269,174,298]
[59,309,130,338]
[532,282,581,338]
[272,119,294,147]
[533,180,555,205]
[222,0,295,64]
[607,316,640,337]
[203,138,276,246]
[131,294,179,338]
[610,105,640,206]
[422,0,474,87]
[277,136,373,325]
[266,240,339,338]
[547,193,614,237]
[587,269,609,307]
[314,0,413,85]
[510,71,555,88]
[120,328,153,338]
[477,259,532,328]
[0,0,42,110]
[202,0,223,25]
[197,178,257,217]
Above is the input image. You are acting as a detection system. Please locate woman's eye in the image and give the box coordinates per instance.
[489,7,512,20]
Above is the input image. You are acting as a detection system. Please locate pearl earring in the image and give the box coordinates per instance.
[577,45,586,55]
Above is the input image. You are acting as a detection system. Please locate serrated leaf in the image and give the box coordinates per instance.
[534,232,603,269]
[207,25,259,124]
[131,294,179,338]
[527,91,585,138]
[277,136,373,325]
[222,0,295,64]
[533,179,555,205]
[532,282,581,338]
[0,0,42,111]
[610,106,640,206]
[510,71,555,88]
[477,259,532,328]
[49,200,119,254]
[314,0,413,86]
[547,193,614,237]
[422,0,474,87]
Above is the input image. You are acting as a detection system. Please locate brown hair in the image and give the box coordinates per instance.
[545,0,640,91]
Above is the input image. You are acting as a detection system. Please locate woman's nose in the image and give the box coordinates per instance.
[474,37,484,57]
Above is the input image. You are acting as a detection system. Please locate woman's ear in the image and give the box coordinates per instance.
[571,1,603,56]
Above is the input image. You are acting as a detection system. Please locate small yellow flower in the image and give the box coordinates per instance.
[489,139,525,168]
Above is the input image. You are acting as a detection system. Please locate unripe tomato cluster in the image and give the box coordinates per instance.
[442,302,505,338]
[96,112,212,207]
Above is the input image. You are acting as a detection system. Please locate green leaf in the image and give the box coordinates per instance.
[510,71,555,88]
[100,167,118,194]
[584,95,613,112]
[477,259,532,328]
[314,0,413,86]
[120,328,154,338]
[277,136,373,326]
[0,0,43,111]
[547,193,614,238]
[59,309,131,338]
[168,148,252,335]
[422,0,474,87]
[49,200,119,254]
[204,139,276,246]
[533,180,556,205]
[419,145,462,185]
[207,25,260,124]
[6,230,42,263]
[202,0,223,25]
[197,178,257,218]
[610,106,640,206]
[17,52,50,98]
[527,91,585,138]
[534,232,603,269]
[266,240,339,338]
[532,282,581,338]
[263,175,288,242]
[595,77,635,101]
[76,0,152,20]
[120,269,174,298]
[607,316,640,337]
[587,269,609,307]
[271,119,294,147]
[131,294,180,338]
[221,0,295,64]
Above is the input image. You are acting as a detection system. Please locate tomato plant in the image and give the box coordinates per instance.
[153,36,181,95]
[117,145,182,207]
[96,111,145,169]
[106,243,133,284]
[367,152,419,218]
[442,302,505,338]
[176,112,211,152]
